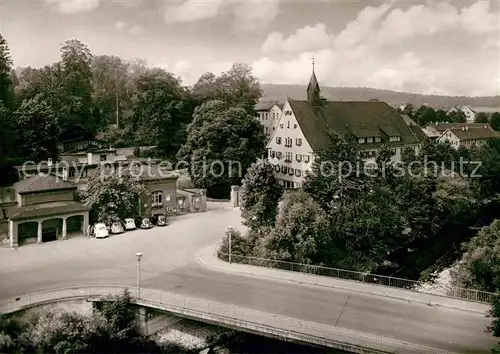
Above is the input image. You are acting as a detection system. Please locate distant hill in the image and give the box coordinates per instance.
[261,84,500,109]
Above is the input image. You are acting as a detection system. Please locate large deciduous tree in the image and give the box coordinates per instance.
[475,112,489,124]
[82,167,147,222]
[491,112,500,131]
[0,33,14,108]
[131,68,194,159]
[16,94,60,162]
[177,100,266,198]
[240,159,283,231]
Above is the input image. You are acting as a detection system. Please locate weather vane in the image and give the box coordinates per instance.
[311,55,315,71]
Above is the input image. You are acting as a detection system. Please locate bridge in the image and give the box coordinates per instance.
[1,285,456,354]
[0,204,497,353]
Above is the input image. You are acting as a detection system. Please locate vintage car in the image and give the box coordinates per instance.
[140,217,153,229]
[110,221,124,234]
[124,218,137,230]
[93,223,109,239]
[157,215,167,226]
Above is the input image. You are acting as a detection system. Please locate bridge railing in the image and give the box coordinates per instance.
[216,251,497,304]
[0,285,453,354]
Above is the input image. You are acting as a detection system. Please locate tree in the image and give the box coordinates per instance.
[415,106,436,126]
[192,64,262,114]
[177,100,266,198]
[240,159,283,231]
[435,109,449,123]
[16,94,60,162]
[82,166,148,222]
[449,109,466,123]
[91,55,132,127]
[264,190,331,264]
[491,112,500,131]
[132,68,193,159]
[0,34,13,109]
[401,145,416,164]
[475,112,489,124]
[59,39,99,139]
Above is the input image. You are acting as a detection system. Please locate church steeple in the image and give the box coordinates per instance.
[307,56,321,104]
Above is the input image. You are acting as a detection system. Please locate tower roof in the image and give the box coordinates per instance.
[307,70,320,93]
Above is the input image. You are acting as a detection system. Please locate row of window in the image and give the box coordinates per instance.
[274,164,303,177]
[269,151,311,163]
[258,112,280,120]
[279,121,298,129]
[357,136,401,144]
[276,137,302,146]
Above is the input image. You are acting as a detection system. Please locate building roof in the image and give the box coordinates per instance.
[306,71,320,93]
[446,126,499,141]
[14,174,77,194]
[426,123,490,132]
[288,99,420,151]
[409,125,428,141]
[10,201,90,221]
[471,107,500,114]
[255,101,283,111]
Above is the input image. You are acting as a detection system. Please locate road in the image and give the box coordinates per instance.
[0,202,496,352]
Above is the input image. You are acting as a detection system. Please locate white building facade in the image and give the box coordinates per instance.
[255,102,283,140]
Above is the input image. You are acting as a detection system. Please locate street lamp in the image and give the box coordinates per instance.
[135,252,143,299]
[227,226,232,263]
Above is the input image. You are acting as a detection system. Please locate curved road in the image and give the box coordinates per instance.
[0,203,496,352]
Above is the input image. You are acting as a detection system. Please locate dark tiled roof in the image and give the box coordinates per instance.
[10,201,90,221]
[288,99,420,151]
[307,71,320,93]
[409,125,428,141]
[426,123,486,132]
[448,126,499,141]
[14,174,77,194]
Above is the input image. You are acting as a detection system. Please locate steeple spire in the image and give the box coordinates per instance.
[307,56,320,104]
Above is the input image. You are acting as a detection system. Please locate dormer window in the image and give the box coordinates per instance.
[276,137,282,144]
[296,138,302,146]
[358,138,365,144]
[367,137,373,143]
[375,137,381,143]
[389,136,401,142]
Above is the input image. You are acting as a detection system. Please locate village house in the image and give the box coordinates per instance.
[423,122,492,140]
[255,101,284,139]
[436,124,498,149]
[447,105,500,124]
[266,68,422,189]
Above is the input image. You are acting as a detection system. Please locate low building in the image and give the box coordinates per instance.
[266,68,422,189]
[447,105,500,124]
[5,174,90,248]
[255,101,284,139]
[423,122,491,140]
[436,124,499,149]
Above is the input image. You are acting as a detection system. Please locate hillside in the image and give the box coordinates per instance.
[261,84,500,109]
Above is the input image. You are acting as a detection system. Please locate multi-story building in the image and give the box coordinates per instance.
[255,102,283,139]
[436,124,498,149]
[266,69,422,189]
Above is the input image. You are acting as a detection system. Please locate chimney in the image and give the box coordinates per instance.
[87,152,92,164]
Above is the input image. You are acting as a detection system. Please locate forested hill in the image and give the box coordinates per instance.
[261,84,500,108]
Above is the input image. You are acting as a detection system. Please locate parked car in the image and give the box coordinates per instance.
[140,217,152,229]
[124,218,137,230]
[150,214,159,225]
[156,214,167,226]
[93,223,109,239]
[110,221,124,234]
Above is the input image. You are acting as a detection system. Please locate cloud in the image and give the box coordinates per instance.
[252,1,500,96]
[44,0,100,13]
[129,24,144,36]
[114,21,126,32]
[261,23,334,55]
[163,0,280,32]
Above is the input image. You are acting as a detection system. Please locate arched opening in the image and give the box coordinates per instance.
[17,221,38,245]
[42,218,63,242]
[66,215,84,235]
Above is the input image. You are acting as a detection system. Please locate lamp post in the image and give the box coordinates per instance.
[227,226,232,263]
[135,252,143,299]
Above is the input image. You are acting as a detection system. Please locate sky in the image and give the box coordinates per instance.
[0,0,499,96]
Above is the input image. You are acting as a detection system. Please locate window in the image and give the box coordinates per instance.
[272,127,275,131]
[367,137,373,143]
[281,166,287,174]
[274,164,280,172]
[151,191,163,207]
[276,137,282,144]
[284,137,292,147]
[100,154,107,161]
[295,169,301,177]
[389,136,401,142]
[285,152,292,162]
[284,110,292,116]
[280,124,284,128]
[265,127,268,133]
[358,138,365,144]
[296,138,302,146]
[304,155,310,163]
[288,168,294,176]
[287,121,290,129]
[276,152,282,159]
[296,154,302,162]
[270,151,275,158]
[68,169,76,178]
[293,124,297,129]
[375,137,381,143]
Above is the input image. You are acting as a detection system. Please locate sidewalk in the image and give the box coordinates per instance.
[196,244,491,315]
